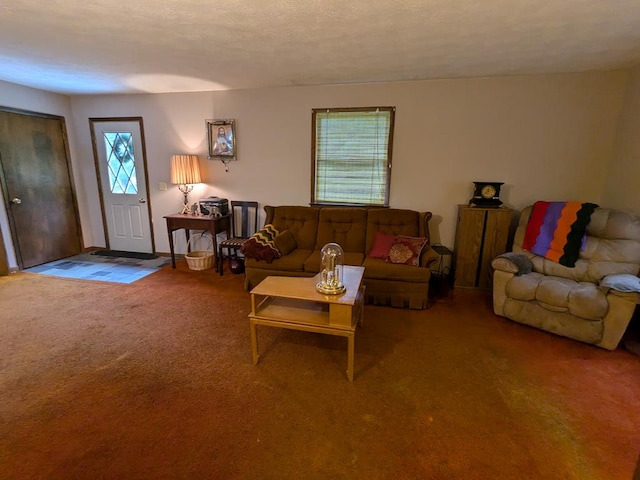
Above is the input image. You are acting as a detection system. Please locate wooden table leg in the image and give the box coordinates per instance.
[346,332,355,382]
[168,229,176,268]
[250,319,259,365]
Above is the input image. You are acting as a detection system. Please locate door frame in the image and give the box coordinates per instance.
[89,116,156,253]
[0,106,84,270]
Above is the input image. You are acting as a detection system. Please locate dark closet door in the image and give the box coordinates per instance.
[0,109,82,268]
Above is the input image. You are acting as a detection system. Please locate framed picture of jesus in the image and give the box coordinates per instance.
[206,119,236,162]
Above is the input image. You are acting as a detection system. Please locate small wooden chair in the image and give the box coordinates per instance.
[218,201,259,276]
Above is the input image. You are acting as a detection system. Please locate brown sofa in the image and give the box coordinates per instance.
[244,205,439,309]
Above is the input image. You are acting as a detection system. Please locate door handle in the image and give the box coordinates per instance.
[10,197,22,205]
[139,198,146,204]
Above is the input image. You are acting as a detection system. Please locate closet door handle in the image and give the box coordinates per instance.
[10,197,22,205]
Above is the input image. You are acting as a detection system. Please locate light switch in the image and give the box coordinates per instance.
[159,182,167,191]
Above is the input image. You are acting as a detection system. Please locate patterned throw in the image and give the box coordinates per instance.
[523,201,598,267]
[240,224,281,263]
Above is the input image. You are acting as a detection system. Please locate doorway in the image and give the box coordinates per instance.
[0,108,83,269]
[89,118,154,254]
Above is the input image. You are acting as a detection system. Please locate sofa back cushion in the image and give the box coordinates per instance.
[264,205,320,250]
[365,209,420,253]
[314,207,367,253]
[514,206,640,283]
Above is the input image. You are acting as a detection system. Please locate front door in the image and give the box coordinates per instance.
[0,109,82,268]
[90,118,154,254]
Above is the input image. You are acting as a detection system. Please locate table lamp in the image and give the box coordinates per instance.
[171,154,202,214]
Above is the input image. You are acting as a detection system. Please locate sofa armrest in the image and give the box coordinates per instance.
[419,245,439,268]
[491,252,533,276]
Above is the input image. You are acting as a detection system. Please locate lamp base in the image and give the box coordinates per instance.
[316,281,346,295]
[179,189,192,214]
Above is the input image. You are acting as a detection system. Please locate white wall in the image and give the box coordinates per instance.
[603,65,640,215]
[1,70,630,265]
[71,71,627,253]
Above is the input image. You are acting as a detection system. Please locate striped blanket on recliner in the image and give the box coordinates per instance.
[523,201,598,267]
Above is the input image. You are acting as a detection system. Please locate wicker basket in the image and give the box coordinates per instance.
[185,234,214,271]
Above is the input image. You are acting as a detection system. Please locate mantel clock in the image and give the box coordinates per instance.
[469,181,504,207]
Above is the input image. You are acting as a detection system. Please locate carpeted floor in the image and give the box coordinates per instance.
[1,263,639,479]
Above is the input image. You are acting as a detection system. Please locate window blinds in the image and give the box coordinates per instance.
[313,108,393,206]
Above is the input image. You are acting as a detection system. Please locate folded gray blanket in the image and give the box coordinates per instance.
[492,252,533,276]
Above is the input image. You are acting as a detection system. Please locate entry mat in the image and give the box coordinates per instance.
[91,249,157,260]
[24,253,171,284]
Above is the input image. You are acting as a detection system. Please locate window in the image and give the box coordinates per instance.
[103,131,138,194]
[312,107,395,206]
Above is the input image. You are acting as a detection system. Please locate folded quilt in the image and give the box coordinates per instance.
[523,201,598,267]
[240,224,281,263]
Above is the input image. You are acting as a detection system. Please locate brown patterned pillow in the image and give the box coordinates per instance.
[274,229,297,255]
[386,235,427,266]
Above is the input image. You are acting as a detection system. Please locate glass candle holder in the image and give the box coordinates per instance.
[316,242,346,294]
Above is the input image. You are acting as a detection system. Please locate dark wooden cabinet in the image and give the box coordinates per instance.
[453,205,513,289]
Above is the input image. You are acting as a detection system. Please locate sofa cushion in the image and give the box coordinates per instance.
[267,206,320,250]
[506,273,607,321]
[363,256,431,283]
[506,272,543,302]
[245,249,313,272]
[315,208,367,253]
[568,282,608,320]
[386,235,427,266]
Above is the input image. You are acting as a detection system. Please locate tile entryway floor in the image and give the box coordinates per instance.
[24,253,171,284]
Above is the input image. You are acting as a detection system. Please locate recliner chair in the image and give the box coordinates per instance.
[492,205,640,350]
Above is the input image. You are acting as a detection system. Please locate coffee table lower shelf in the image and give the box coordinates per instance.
[249,277,365,382]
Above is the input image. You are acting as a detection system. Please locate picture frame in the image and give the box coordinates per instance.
[206,119,236,162]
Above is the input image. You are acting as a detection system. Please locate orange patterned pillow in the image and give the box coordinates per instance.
[386,236,427,266]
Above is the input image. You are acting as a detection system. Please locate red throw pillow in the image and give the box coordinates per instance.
[369,231,396,258]
[386,235,427,266]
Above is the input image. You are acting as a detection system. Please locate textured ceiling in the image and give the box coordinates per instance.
[1,0,639,95]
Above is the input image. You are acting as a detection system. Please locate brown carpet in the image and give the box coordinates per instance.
[1,263,639,479]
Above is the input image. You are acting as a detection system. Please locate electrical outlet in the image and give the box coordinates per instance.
[159,182,167,191]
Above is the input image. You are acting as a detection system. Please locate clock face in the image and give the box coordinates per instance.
[481,185,496,199]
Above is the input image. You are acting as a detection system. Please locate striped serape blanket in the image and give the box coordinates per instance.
[523,201,598,267]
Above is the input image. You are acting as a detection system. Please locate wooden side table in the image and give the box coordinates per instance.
[164,214,231,270]
[430,244,454,299]
[453,205,513,289]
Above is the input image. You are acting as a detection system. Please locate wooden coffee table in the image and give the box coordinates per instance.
[249,266,365,381]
